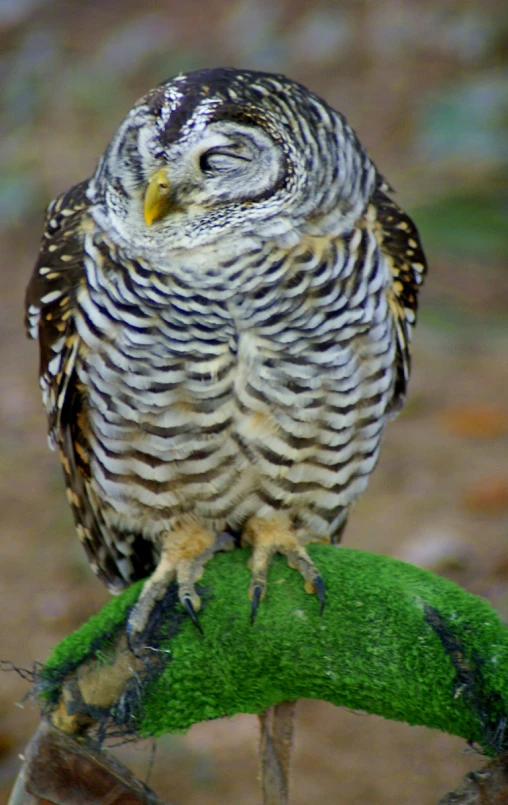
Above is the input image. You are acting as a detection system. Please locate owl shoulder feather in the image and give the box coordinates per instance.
[25,180,91,447]
[370,181,427,412]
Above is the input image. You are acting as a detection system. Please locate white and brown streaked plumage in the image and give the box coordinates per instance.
[26,68,426,639]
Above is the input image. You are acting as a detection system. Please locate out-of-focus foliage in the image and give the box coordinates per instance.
[415,191,508,261]
[414,66,508,263]
[418,71,508,167]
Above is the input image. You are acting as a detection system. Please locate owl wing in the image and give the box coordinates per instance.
[372,183,427,414]
[25,181,149,591]
[25,181,89,449]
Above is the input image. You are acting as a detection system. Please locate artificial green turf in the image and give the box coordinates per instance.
[40,546,508,750]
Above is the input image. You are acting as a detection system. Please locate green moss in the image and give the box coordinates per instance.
[41,581,143,697]
[40,547,508,751]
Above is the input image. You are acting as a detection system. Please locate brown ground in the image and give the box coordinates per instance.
[1,2,507,803]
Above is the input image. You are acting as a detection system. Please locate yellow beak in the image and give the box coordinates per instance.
[143,168,172,226]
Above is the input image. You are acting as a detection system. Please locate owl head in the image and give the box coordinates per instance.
[87,68,377,257]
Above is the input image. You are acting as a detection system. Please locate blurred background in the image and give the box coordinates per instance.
[1,1,507,803]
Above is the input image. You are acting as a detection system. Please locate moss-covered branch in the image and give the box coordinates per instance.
[37,547,508,752]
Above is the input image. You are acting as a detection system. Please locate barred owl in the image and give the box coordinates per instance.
[26,68,426,643]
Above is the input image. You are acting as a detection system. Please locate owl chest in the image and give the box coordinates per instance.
[77,266,394,424]
[74,267,396,528]
[76,229,394,432]
[76,305,294,435]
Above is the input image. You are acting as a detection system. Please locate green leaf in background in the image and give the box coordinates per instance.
[414,191,508,260]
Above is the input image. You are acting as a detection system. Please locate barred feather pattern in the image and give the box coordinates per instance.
[26,69,426,594]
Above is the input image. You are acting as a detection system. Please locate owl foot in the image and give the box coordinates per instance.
[126,522,235,652]
[242,514,325,623]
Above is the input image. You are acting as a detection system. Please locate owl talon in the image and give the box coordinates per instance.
[243,514,327,617]
[250,583,264,624]
[313,574,326,614]
[126,618,141,655]
[182,595,203,634]
[126,577,170,654]
[124,521,232,650]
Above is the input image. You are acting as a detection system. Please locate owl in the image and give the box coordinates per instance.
[26,68,426,644]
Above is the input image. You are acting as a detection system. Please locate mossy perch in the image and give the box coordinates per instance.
[37,546,508,752]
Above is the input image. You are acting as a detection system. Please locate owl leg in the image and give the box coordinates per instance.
[242,513,325,622]
[127,518,234,649]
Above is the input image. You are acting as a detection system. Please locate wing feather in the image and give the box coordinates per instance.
[25,180,140,591]
[25,180,89,445]
[372,183,427,413]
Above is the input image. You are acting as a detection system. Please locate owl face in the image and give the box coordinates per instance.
[88,68,376,256]
[142,120,286,214]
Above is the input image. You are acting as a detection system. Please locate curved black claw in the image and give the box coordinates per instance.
[313,574,326,615]
[182,596,203,634]
[126,619,144,656]
[250,584,264,625]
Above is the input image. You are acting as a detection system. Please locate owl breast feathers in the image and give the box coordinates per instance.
[26,68,426,641]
